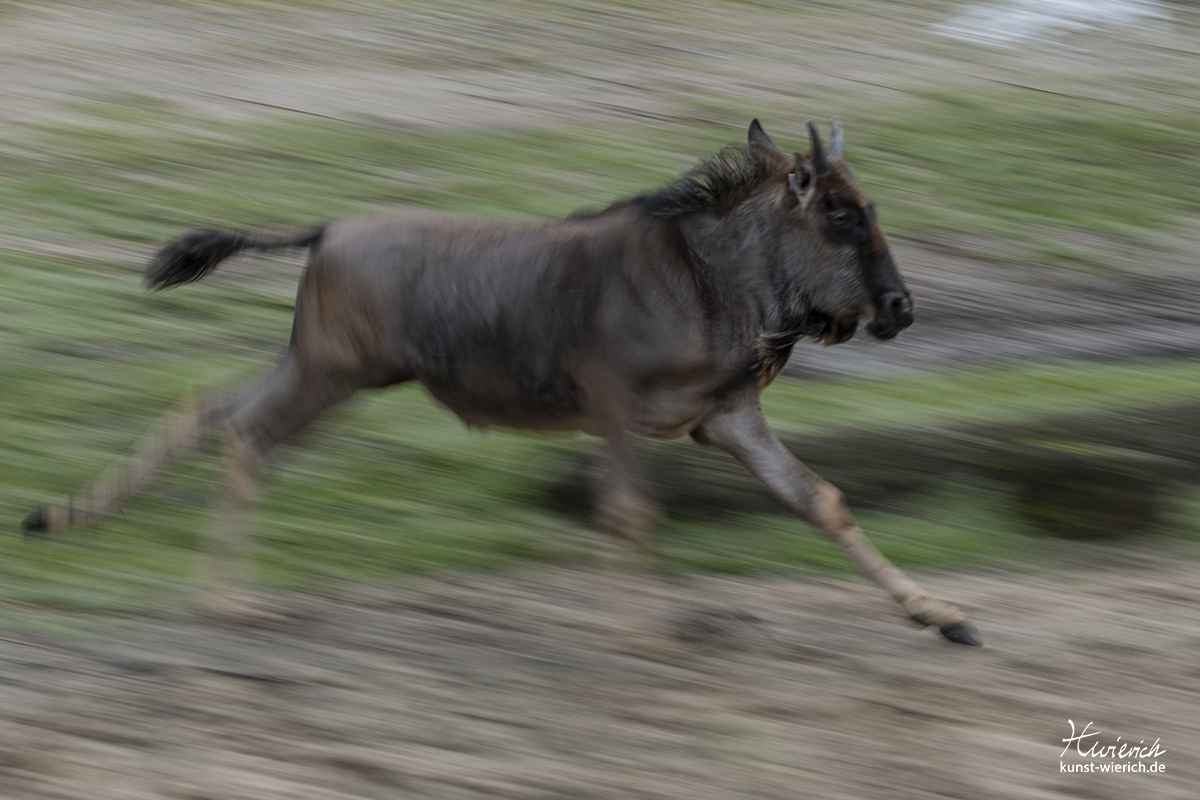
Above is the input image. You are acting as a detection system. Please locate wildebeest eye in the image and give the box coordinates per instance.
[829,211,849,227]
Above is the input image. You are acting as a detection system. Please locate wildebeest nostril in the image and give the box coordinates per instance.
[882,291,911,318]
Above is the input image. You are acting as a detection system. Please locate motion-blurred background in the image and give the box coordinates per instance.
[0,2,1198,798]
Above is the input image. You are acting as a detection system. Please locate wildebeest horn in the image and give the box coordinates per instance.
[829,116,844,159]
[806,120,828,175]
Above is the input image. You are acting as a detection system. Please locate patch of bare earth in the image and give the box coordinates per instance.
[1,561,1197,798]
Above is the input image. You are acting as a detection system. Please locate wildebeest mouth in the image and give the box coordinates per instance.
[867,318,905,341]
[866,292,915,341]
[803,310,860,346]
[804,309,911,345]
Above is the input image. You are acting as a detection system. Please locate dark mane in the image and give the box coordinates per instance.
[572,143,787,221]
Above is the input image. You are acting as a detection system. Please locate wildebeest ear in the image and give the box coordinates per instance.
[787,155,816,209]
[748,119,784,156]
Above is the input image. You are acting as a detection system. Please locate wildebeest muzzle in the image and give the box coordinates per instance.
[867,288,914,341]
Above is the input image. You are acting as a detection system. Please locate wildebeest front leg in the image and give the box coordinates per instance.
[590,430,686,657]
[595,430,661,560]
[695,402,981,646]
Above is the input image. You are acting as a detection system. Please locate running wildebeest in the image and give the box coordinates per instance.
[24,119,980,646]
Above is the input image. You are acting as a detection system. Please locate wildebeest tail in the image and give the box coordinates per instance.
[145,225,325,291]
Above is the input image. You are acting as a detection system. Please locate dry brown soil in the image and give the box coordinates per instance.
[1,561,1198,799]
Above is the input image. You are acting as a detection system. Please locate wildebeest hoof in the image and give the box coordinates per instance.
[21,504,48,538]
[939,622,982,646]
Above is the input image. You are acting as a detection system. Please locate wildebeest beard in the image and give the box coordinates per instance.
[801,299,909,346]
[755,306,860,362]
[803,310,860,346]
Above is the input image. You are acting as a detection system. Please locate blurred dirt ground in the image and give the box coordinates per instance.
[1,560,1198,799]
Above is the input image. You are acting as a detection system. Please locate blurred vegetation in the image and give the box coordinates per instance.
[858,89,1200,267]
[2,0,1200,615]
[4,226,1200,612]
[6,87,1200,268]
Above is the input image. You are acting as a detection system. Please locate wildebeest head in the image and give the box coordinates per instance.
[748,119,913,345]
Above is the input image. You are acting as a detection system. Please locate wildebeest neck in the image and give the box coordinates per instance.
[675,201,821,386]
[677,203,782,324]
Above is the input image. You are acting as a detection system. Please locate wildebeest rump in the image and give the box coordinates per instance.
[26,119,980,646]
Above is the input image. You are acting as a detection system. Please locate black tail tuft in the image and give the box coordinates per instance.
[145,226,324,291]
[145,230,248,291]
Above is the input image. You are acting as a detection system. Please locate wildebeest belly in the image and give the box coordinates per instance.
[401,303,589,428]
[397,296,740,435]
[417,356,584,429]
[419,364,722,437]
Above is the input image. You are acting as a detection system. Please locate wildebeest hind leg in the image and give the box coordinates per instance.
[195,357,360,622]
[22,392,215,536]
[694,401,981,646]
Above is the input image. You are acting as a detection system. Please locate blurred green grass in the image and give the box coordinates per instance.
[3,89,1200,614]
[856,89,1200,267]
[7,86,1199,264]
[4,236,1200,611]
